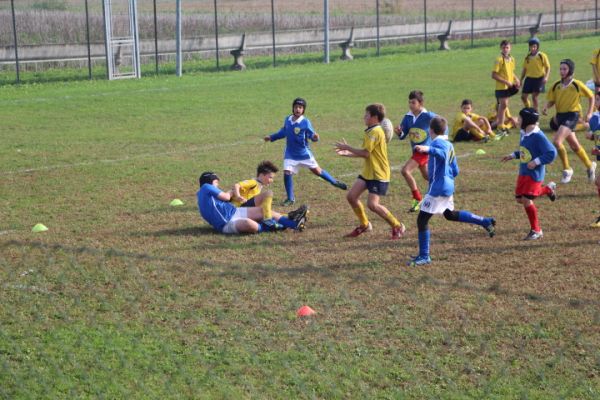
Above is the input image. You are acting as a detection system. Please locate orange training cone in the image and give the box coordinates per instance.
[297,305,316,317]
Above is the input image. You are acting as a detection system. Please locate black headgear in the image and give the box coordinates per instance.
[560,58,575,76]
[519,107,539,129]
[199,171,219,186]
[292,97,307,114]
[528,37,540,48]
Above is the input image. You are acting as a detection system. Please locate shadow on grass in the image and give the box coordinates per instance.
[151,226,215,236]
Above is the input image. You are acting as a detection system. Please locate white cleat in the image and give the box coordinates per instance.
[587,161,597,183]
[560,168,573,184]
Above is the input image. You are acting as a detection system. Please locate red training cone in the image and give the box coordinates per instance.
[297,305,316,317]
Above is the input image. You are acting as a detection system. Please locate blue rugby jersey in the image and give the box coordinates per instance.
[269,115,317,160]
[197,184,237,232]
[511,126,557,182]
[589,111,600,161]
[425,136,459,197]
[399,109,436,151]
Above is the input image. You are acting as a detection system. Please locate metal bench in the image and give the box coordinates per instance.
[437,21,453,50]
[230,33,246,71]
[529,13,543,37]
[339,27,355,60]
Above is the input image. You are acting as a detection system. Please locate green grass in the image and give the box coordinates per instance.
[1,35,600,398]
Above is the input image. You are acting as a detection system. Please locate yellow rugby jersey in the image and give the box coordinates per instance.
[590,48,600,67]
[231,178,262,207]
[487,104,515,129]
[450,112,481,140]
[523,51,549,78]
[492,55,516,90]
[547,79,594,113]
[361,125,390,182]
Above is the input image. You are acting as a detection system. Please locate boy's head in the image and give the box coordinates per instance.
[560,59,575,79]
[500,39,511,55]
[292,97,307,117]
[596,93,600,110]
[364,103,386,125]
[199,171,219,187]
[528,37,540,54]
[429,116,447,137]
[408,90,424,114]
[518,108,539,130]
[256,160,279,186]
[461,99,473,114]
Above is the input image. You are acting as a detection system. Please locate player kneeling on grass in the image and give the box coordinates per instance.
[197,172,308,234]
[585,93,600,227]
[230,160,278,208]
[407,116,496,267]
[334,103,406,239]
[501,108,557,240]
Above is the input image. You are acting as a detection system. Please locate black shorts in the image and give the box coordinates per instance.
[358,175,389,195]
[452,129,473,142]
[495,86,519,99]
[550,112,579,131]
[240,198,256,207]
[522,76,545,94]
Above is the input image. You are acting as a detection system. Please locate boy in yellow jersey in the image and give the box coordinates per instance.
[488,101,518,133]
[585,92,600,227]
[230,160,278,208]
[519,37,550,111]
[491,40,521,136]
[542,59,597,184]
[450,99,494,142]
[591,48,600,93]
[334,103,406,239]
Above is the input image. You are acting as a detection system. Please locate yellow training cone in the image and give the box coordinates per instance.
[32,223,48,233]
[169,199,184,206]
[475,149,486,155]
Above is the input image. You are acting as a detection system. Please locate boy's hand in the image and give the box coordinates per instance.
[394,126,402,135]
[501,154,514,162]
[263,136,271,142]
[334,138,352,156]
[233,195,247,203]
[586,132,594,140]
[592,148,600,156]
[312,133,320,141]
[413,145,429,154]
[526,160,537,170]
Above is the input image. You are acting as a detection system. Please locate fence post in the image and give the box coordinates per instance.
[324,0,330,64]
[176,0,182,76]
[153,0,159,74]
[423,0,427,52]
[470,0,474,47]
[554,0,557,40]
[513,0,516,44]
[10,0,20,83]
[271,0,276,67]
[85,0,92,79]
[596,0,598,34]
[213,0,220,69]
[376,0,380,56]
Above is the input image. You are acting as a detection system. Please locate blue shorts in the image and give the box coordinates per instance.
[358,175,389,195]
[240,198,256,207]
[452,129,473,142]
[550,112,579,131]
[522,76,545,94]
[495,86,519,99]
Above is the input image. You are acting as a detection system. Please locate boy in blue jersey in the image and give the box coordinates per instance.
[407,117,496,267]
[586,93,600,227]
[501,108,557,240]
[197,171,308,234]
[394,90,435,212]
[264,98,347,206]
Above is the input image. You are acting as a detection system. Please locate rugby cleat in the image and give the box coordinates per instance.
[280,198,295,206]
[523,230,543,240]
[345,222,372,238]
[484,218,496,237]
[391,223,406,240]
[406,255,432,267]
[408,199,421,213]
[590,216,600,228]
[560,168,573,184]
[332,181,348,190]
[261,219,285,232]
[587,161,597,183]
[295,216,307,232]
[288,204,309,223]
[546,181,557,202]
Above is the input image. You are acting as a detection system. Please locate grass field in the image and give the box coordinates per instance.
[1,35,599,398]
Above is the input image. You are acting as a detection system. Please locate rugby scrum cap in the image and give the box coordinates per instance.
[528,37,540,47]
[560,58,575,76]
[292,97,307,113]
[519,107,539,129]
[199,171,219,186]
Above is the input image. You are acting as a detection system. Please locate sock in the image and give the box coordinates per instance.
[411,189,422,201]
[524,98,531,108]
[319,169,337,185]
[261,195,273,220]
[418,230,430,258]
[524,203,541,232]
[457,210,489,227]
[575,147,592,169]
[277,216,296,229]
[352,203,369,227]
[487,130,496,138]
[557,144,570,170]
[470,129,485,140]
[540,185,552,196]
[383,211,401,228]
[284,174,294,201]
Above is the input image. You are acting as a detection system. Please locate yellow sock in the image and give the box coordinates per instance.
[524,98,531,108]
[262,195,273,220]
[352,203,369,227]
[557,144,570,170]
[575,147,592,169]
[487,130,496,138]
[469,128,485,140]
[383,211,401,228]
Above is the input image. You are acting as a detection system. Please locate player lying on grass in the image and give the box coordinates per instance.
[407,116,496,267]
[450,99,495,142]
[585,92,600,227]
[264,97,347,206]
[197,171,308,234]
[335,103,406,239]
[229,160,278,208]
[501,108,557,240]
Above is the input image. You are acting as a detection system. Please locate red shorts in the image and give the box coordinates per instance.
[515,175,543,198]
[411,151,429,167]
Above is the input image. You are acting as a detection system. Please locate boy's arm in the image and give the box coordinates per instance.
[519,65,526,83]
[264,124,286,142]
[542,101,555,116]
[585,92,595,122]
[206,185,232,202]
[231,182,246,203]
[335,139,369,158]
[491,71,511,86]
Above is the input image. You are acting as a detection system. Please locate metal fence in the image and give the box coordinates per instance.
[0,0,599,84]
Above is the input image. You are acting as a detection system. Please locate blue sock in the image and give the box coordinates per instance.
[319,169,337,185]
[284,174,294,201]
[458,210,488,227]
[278,216,296,229]
[418,230,430,257]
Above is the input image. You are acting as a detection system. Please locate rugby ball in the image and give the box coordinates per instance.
[380,118,394,143]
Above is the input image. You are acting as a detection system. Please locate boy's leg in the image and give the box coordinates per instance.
[366,192,405,239]
[531,92,540,111]
[477,117,495,139]
[593,175,600,227]
[443,209,496,237]
[521,92,531,108]
[283,171,295,205]
[309,166,347,190]
[232,218,261,234]
[260,189,273,220]
[564,133,595,180]
[496,97,509,129]
[346,179,371,236]
[519,197,543,239]
[553,126,573,176]
[407,211,433,266]
[402,158,423,211]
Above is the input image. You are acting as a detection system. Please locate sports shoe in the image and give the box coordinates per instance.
[590,216,600,228]
[560,168,573,184]
[494,129,509,140]
[295,216,307,232]
[261,219,285,232]
[391,223,406,240]
[523,230,543,240]
[288,204,309,223]
[345,222,372,237]
[280,198,295,206]
[408,199,421,213]
[332,181,348,190]
[406,255,432,267]
[484,218,496,237]
[546,181,557,202]
[587,161,597,183]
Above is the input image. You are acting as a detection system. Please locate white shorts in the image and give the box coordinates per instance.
[420,194,454,215]
[221,207,249,234]
[283,157,319,175]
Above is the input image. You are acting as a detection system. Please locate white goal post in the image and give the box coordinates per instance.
[102,0,141,80]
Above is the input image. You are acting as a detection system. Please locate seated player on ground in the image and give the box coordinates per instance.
[450,99,495,142]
